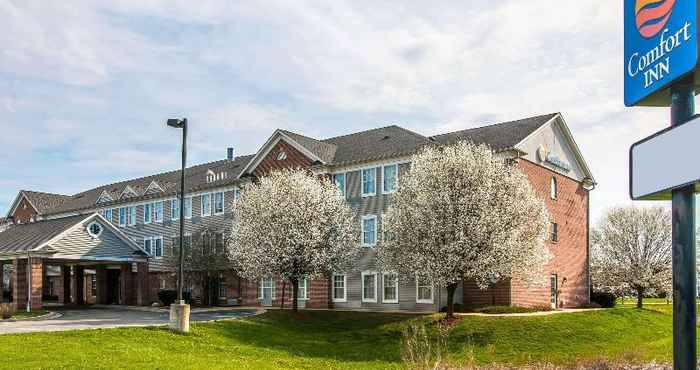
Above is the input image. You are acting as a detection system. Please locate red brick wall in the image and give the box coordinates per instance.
[13,258,43,310]
[252,140,313,178]
[463,279,511,308]
[509,160,590,308]
[12,197,38,224]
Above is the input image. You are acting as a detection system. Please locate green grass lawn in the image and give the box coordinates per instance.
[0,306,688,369]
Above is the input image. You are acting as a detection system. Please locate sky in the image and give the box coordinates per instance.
[0,0,680,224]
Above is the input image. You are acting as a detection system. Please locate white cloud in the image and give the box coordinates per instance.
[0,0,685,223]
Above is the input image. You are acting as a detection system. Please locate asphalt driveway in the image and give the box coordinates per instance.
[0,307,258,335]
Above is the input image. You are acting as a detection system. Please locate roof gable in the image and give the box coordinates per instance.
[145,181,165,195]
[238,130,324,178]
[120,185,139,199]
[429,113,558,151]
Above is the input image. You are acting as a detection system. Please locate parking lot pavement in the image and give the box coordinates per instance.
[0,307,257,335]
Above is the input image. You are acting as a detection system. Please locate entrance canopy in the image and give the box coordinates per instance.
[0,213,147,262]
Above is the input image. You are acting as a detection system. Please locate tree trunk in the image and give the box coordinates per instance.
[292,279,299,312]
[636,287,644,309]
[446,283,458,319]
[281,281,286,310]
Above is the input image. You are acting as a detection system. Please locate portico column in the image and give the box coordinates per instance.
[96,266,107,304]
[28,258,43,310]
[121,264,134,305]
[136,262,149,306]
[0,262,4,303]
[63,266,72,304]
[73,266,85,305]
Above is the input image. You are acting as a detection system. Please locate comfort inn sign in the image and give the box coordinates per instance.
[624,0,699,106]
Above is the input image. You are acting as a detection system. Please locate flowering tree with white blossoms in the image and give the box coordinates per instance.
[591,206,672,308]
[377,141,551,318]
[229,168,360,312]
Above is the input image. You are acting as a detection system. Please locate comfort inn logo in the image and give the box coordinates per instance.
[636,0,676,38]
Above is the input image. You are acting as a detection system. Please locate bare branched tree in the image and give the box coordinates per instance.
[377,141,551,318]
[591,206,672,308]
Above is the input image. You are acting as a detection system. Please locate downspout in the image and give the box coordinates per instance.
[26,251,31,313]
[586,186,591,304]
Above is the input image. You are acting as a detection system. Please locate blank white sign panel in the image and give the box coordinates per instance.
[630,116,700,200]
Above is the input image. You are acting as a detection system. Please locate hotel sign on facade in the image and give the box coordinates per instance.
[624,0,698,106]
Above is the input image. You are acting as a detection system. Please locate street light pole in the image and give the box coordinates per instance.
[167,117,190,333]
[177,119,187,303]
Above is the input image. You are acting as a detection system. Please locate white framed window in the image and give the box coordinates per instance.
[362,215,377,247]
[184,197,193,219]
[233,189,241,201]
[550,177,558,200]
[154,201,163,223]
[102,209,113,222]
[361,271,378,303]
[550,222,558,242]
[144,238,152,256]
[201,194,212,217]
[87,222,103,238]
[144,203,152,224]
[171,199,180,221]
[259,276,276,300]
[382,273,399,303]
[333,173,346,197]
[298,278,308,300]
[361,168,376,197]
[219,277,227,298]
[144,236,164,258]
[332,274,347,302]
[127,206,136,226]
[118,207,127,227]
[382,164,398,194]
[214,192,225,215]
[416,277,434,304]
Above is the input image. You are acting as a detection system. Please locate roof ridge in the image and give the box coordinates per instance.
[322,124,407,142]
[72,155,255,197]
[22,190,71,198]
[431,112,559,139]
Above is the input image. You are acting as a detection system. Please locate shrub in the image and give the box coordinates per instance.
[0,303,14,320]
[473,306,538,314]
[158,290,177,306]
[578,301,602,309]
[400,321,447,369]
[590,291,617,308]
[439,303,463,313]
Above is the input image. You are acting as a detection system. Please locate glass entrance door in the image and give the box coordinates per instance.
[261,277,274,306]
[550,274,558,309]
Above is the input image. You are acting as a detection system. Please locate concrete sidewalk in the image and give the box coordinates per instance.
[0,307,259,335]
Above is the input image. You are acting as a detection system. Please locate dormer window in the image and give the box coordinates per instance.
[145,181,164,194]
[206,170,228,183]
[120,186,138,199]
[97,190,114,204]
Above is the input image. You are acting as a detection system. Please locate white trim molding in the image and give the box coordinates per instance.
[361,270,378,303]
[415,276,434,304]
[382,272,399,304]
[331,273,347,303]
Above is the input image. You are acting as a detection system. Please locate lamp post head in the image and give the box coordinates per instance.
[167,118,187,129]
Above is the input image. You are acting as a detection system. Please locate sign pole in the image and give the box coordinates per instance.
[671,77,697,370]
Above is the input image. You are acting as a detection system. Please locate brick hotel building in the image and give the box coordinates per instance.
[0,113,595,311]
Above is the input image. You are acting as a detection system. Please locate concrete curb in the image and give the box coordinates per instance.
[0,311,62,322]
[455,308,606,318]
[92,304,263,314]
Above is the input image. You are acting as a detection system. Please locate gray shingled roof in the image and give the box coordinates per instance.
[21,191,71,214]
[0,214,89,254]
[322,125,433,165]
[429,113,557,150]
[16,113,558,217]
[280,130,337,163]
[43,154,254,216]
